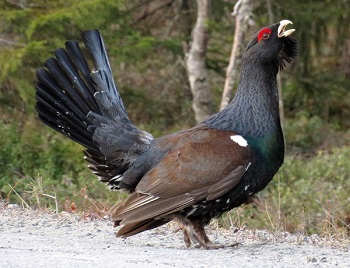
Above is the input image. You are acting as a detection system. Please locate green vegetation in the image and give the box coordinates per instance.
[220,147,350,239]
[1,0,349,238]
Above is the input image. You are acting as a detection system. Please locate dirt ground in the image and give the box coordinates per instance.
[1,204,349,267]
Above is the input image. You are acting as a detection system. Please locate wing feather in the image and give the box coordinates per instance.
[111,127,251,227]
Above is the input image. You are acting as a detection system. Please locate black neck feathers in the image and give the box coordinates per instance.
[204,60,281,137]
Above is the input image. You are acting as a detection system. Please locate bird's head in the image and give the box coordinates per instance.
[245,20,297,70]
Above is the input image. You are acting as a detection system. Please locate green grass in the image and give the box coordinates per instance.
[218,147,350,240]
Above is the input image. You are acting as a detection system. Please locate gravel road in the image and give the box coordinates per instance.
[1,204,349,267]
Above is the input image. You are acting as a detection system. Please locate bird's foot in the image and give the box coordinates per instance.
[194,241,241,249]
[173,215,240,249]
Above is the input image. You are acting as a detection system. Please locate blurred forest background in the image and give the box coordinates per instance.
[0,0,349,238]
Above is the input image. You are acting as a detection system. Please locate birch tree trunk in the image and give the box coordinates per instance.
[185,0,213,123]
[220,0,254,111]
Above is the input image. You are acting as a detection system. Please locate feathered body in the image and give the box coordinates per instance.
[35,20,297,248]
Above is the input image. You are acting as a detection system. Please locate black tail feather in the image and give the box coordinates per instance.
[36,69,87,120]
[82,30,128,119]
[35,89,99,153]
[43,58,92,116]
[35,89,81,129]
[64,41,95,88]
[54,48,100,113]
[35,29,153,190]
[64,40,103,111]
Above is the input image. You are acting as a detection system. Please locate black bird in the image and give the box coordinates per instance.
[35,20,297,249]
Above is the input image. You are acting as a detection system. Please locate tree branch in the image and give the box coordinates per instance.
[219,0,254,111]
[0,37,25,47]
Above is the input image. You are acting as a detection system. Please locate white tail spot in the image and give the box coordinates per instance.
[230,135,248,147]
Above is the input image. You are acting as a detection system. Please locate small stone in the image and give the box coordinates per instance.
[307,256,317,263]
[320,257,327,263]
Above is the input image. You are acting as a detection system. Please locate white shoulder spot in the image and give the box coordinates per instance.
[230,135,248,147]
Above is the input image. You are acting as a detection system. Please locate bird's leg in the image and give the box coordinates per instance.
[173,215,220,249]
[173,214,240,249]
[173,215,199,247]
[191,220,218,249]
[182,227,192,248]
[183,223,199,248]
[193,221,241,249]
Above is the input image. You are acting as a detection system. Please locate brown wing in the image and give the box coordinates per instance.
[110,126,251,231]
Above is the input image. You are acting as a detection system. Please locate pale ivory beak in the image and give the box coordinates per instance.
[278,20,295,38]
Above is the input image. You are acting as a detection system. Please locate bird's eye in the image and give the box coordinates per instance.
[262,33,270,39]
[258,28,272,42]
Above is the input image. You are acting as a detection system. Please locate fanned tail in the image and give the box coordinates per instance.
[35,30,153,191]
